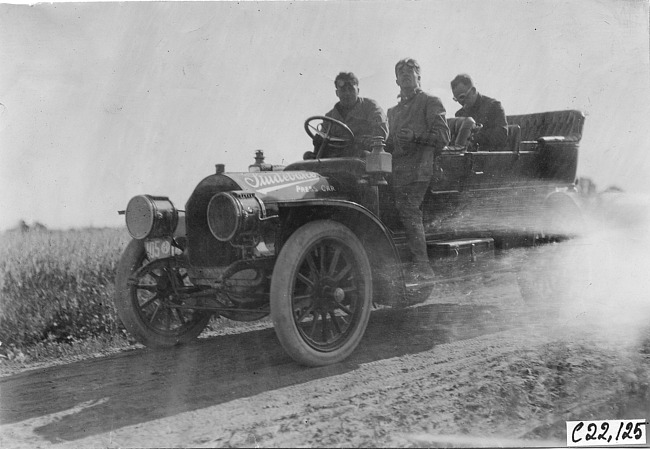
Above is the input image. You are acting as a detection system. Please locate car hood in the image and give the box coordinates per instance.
[216,171,341,202]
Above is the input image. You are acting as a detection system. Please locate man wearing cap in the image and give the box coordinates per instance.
[449,74,507,151]
[387,58,450,282]
[311,72,388,158]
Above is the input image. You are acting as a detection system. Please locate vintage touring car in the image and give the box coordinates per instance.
[115,110,586,366]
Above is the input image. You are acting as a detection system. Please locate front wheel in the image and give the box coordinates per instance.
[270,220,373,366]
[114,239,211,348]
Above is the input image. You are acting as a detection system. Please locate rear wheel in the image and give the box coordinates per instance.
[115,239,211,347]
[270,220,373,366]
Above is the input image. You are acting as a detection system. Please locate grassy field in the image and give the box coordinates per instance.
[0,228,272,372]
[0,228,133,364]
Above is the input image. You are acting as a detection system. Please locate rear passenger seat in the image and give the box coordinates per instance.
[446,110,584,153]
[507,110,585,149]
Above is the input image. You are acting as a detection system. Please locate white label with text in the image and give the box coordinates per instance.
[567,419,647,446]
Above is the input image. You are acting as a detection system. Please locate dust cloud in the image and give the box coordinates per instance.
[541,192,650,348]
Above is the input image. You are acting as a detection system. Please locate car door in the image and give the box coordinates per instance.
[463,150,544,233]
[423,151,470,236]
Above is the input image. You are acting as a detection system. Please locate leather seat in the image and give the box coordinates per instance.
[507,110,585,142]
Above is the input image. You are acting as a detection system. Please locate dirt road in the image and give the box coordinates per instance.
[2,237,649,448]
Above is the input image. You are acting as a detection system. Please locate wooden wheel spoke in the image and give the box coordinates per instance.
[321,311,329,341]
[329,311,342,335]
[296,304,315,323]
[334,301,353,316]
[293,293,313,308]
[147,270,163,283]
[139,294,160,311]
[297,272,314,289]
[173,308,187,324]
[163,308,174,330]
[309,311,320,338]
[332,261,353,283]
[137,284,157,293]
[319,243,328,276]
[328,246,342,277]
[178,271,189,285]
[148,302,162,324]
[305,252,320,278]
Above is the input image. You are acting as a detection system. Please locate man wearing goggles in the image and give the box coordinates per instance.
[310,72,388,158]
[449,74,507,151]
[386,58,450,283]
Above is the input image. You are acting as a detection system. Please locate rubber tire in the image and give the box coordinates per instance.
[114,239,211,348]
[270,220,373,366]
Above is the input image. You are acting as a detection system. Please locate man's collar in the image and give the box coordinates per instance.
[337,98,359,110]
[338,98,360,109]
[335,98,360,118]
[463,92,482,111]
[398,88,422,102]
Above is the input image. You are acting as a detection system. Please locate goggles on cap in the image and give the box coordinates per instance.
[395,58,420,74]
[336,79,358,88]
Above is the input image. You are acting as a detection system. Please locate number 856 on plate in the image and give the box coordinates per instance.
[567,419,647,446]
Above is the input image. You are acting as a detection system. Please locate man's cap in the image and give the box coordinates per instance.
[395,58,421,75]
[334,72,359,88]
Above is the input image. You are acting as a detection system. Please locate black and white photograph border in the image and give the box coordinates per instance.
[1,0,649,448]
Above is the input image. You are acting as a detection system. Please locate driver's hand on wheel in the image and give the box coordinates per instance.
[312,134,325,150]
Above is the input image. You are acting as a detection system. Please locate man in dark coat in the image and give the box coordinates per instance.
[449,74,507,151]
[386,58,450,282]
[309,72,388,158]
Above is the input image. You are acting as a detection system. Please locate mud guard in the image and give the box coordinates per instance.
[276,199,409,307]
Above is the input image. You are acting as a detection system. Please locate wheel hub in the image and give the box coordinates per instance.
[315,278,344,309]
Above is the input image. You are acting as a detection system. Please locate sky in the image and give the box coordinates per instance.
[0,0,649,231]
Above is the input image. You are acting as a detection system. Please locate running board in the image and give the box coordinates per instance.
[428,237,495,262]
[394,236,496,263]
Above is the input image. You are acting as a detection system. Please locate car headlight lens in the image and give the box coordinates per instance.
[125,195,178,240]
[207,191,265,242]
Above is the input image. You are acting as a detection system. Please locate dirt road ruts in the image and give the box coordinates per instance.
[2,240,649,448]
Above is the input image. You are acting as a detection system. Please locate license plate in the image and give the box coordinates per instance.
[145,238,179,261]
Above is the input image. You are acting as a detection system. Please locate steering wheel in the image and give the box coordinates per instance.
[304,116,355,159]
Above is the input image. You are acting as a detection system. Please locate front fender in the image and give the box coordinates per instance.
[277,199,407,306]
